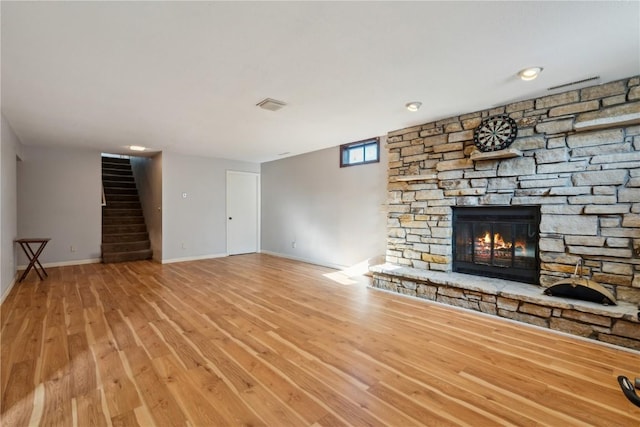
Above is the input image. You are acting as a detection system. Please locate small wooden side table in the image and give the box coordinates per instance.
[15,238,51,282]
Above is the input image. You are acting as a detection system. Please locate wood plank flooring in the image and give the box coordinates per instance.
[1,253,639,426]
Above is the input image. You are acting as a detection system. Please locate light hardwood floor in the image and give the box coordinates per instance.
[1,254,639,426]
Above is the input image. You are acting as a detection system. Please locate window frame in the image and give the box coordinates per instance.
[339,137,380,168]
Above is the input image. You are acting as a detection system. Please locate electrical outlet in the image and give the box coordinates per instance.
[181,243,186,249]
[291,241,296,249]
[70,245,76,253]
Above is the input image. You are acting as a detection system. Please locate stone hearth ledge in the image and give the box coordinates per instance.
[369,263,638,322]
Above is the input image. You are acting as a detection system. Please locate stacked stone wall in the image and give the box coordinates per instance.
[372,273,640,350]
[385,76,640,305]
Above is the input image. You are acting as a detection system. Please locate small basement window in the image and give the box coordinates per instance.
[340,138,380,167]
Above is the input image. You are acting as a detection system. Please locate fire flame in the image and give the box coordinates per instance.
[476,231,527,256]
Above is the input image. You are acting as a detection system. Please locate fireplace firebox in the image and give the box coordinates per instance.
[453,207,540,284]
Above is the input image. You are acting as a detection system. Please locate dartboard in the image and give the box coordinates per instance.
[473,115,518,152]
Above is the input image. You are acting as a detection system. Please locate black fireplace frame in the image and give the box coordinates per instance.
[452,206,540,284]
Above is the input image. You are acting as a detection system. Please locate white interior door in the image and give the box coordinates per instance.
[226,171,260,255]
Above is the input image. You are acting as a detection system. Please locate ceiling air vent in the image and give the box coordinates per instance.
[547,76,600,91]
[256,98,287,111]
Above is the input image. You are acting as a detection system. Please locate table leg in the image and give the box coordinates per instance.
[18,242,38,281]
[17,241,49,282]
[25,241,49,278]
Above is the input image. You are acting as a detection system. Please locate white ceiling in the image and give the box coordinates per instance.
[2,1,639,163]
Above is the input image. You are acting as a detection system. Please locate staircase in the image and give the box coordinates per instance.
[101,156,152,263]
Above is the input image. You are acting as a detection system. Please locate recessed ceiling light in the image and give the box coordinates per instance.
[518,67,543,81]
[405,101,422,112]
[129,145,146,151]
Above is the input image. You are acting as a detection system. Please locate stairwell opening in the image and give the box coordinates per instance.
[101,154,153,263]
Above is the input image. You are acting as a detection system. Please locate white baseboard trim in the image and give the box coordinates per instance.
[0,275,17,304]
[259,250,346,270]
[161,253,228,264]
[17,258,101,270]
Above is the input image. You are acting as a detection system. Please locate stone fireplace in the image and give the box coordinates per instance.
[452,206,540,283]
[371,76,640,349]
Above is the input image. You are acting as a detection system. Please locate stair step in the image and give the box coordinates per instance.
[102,156,131,164]
[102,232,149,243]
[103,249,152,263]
[102,165,133,176]
[102,180,135,188]
[104,188,138,196]
[101,165,131,171]
[104,193,139,201]
[103,224,147,234]
[103,216,145,225]
[101,159,131,167]
[102,168,133,176]
[103,208,143,217]
[103,177,134,185]
[104,201,141,209]
[102,240,150,253]
[103,181,137,189]
[102,174,133,182]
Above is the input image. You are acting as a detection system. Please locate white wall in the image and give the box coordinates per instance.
[8,139,385,274]
[17,145,102,265]
[261,141,387,269]
[1,115,22,301]
[131,153,163,261]
[161,151,259,262]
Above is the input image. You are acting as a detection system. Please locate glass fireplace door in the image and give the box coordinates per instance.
[453,207,540,284]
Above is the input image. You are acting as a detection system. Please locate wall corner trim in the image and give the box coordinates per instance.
[0,276,17,305]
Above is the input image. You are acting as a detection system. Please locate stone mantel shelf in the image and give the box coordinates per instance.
[470,148,522,162]
[369,263,638,322]
[390,173,438,182]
